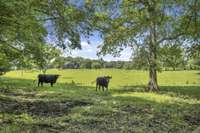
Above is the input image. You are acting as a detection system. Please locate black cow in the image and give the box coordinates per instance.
[38,74,60,87]
[96,76,112,91]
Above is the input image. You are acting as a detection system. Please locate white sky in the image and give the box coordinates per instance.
[64,41,133,61]
[46,30,133,61]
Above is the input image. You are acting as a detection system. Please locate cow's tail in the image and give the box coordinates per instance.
[33,76,38,84]
[33,79,37,84]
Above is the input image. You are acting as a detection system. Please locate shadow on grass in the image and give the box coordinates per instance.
[1,77,200,132]
[112,85,146,93]
[0,76,93,91]
[0,77,96,117]
[1,76,199,99]
[0,77,199,110]
[196,72,200,75]
[112,85,200,99]
[160,86,200,99]
[0,94,92,117]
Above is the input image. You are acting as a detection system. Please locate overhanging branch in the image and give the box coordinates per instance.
[157,32,185,44]
[0,40,21,52]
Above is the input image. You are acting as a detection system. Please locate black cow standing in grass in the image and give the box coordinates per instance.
[96,76,112,91]
[38,74,60,87]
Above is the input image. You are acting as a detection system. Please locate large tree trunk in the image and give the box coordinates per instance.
[147,44,159,91]
[147,9,159,92]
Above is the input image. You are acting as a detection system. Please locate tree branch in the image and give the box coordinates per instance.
[39,17,58,21]
[157,32,185,44]
[34,8,49,15]
[0,40,21,52]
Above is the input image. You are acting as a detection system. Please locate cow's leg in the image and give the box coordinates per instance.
[105,87,108,91]
[51,82,53,87]
[41,82,43,86]
[96,83,98,91]
[102,86,104,91]
[98,85,101,91]
[38,81,40,87]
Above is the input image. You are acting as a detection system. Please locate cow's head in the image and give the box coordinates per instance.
[55,74,60,78]
[106,76,112,79]
[104,76,112,81]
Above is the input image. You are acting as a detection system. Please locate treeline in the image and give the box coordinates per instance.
[49,54,200,71]
[49,43,200,71]
[50,56,135,70]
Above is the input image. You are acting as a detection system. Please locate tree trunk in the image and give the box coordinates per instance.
[147,45,159,91]
[147,11,159,92]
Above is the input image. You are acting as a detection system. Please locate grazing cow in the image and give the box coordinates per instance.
[38,74,60,87]
[96,76,112,91]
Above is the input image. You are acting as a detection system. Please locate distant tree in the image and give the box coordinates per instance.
[74,57,84,64]
[159,43,185,71]
[194,59,200,69]
[132,46,149,70]
[123,62,134,70]
[91,62,102,69]
[62,62,80,69]
[115,61,124,69]
[187,43,200,69]
[104,61,116,68]
[80,59,92,69]
[53,57,68,69]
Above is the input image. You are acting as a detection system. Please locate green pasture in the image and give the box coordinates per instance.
[4,69,200,86]
[0,69,200,133]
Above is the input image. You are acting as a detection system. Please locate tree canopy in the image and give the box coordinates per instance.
[0,0,93,73]
[90,0,200,91]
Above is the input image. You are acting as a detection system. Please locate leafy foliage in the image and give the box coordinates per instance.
[90,0,200,90]
[0,0,94,73]
[159,43,185,70]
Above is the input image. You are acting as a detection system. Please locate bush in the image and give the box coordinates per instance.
[91,62,102,69]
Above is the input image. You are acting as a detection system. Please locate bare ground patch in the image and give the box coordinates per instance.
[0,94,92,117]
[184,113,200,126]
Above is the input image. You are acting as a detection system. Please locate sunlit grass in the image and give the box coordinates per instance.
[3,69,200,87]
[113,92,200,105]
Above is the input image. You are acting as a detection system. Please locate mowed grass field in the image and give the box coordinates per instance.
[0,69,200,133]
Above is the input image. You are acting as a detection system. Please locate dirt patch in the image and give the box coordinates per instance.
[184,114,200,126]
[0,96,92,117]
[121,104,153,114]
[0,87,12,94]
[0,122,67,133]
[0,87,36,98]
[8,92,36,98]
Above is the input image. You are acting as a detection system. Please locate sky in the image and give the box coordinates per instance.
[65,41,133,61]
[46,29,133,61]
[64,37,133,61]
